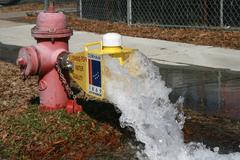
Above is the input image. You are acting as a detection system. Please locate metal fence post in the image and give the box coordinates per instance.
[127,0,132,25]
[220,0,224,27]
[79,0,83,19]
[44,0,49,11]
[217,71,222,110]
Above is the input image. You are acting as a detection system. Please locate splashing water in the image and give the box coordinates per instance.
[103,52,240,160]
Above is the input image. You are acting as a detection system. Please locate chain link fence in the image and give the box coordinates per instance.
[42,0,240,30]
[130,0,240,29]
[44,0,78,13]
[78,0,127,22]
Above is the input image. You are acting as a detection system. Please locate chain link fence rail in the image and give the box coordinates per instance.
[74,0,240,30]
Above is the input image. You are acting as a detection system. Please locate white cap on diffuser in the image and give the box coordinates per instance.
[103,33,122,47]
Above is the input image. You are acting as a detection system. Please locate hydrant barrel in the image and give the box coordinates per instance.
[17,3,74,111]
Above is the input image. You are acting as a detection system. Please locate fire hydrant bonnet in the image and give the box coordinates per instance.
[32,11,72,38]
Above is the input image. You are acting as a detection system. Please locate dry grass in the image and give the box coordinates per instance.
[0,61,136,160]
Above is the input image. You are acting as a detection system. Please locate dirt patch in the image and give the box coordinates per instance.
[0,60,137,159]
[184,109,240,153]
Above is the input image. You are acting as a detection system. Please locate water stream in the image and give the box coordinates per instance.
[104,52,240,160]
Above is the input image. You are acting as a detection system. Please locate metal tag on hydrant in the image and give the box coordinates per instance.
[68,52,105,99]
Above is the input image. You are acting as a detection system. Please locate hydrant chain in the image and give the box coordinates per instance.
[56,59,76,100]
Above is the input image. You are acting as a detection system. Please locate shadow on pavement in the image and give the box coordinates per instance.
[0,41,20,63]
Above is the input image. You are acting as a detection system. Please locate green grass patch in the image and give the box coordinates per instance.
[0,101,129,159]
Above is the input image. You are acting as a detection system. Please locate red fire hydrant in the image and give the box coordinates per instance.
[16,3,82,112]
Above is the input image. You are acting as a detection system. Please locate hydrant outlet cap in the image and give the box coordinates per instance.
[103,33,122,47]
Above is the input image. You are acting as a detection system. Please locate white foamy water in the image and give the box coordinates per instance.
[103,52,240,160]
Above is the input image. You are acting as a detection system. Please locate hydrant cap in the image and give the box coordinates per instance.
[32,11,72,38]
[103,33,122,47]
